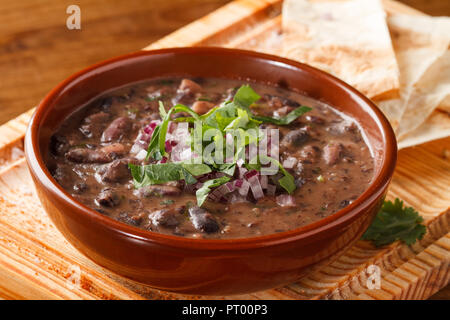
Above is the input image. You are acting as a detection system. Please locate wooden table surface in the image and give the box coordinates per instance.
[0,0,448,300]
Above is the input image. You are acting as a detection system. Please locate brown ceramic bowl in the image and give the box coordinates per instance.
[25,47,396,295]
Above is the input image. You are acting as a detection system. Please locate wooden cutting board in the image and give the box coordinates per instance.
[0,0,448,300]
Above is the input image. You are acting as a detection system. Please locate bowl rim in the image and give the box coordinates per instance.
[25,47,397,251]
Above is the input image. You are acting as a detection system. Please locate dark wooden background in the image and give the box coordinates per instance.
[0,0,448,299]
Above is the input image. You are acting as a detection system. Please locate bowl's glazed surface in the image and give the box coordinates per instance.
[25,47,397,295]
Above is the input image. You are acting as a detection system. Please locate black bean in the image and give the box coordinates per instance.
[188,206,219,233]
[101,117,132,143]
[80,112,110,138]
[136,185,181,198]
[65,143,126,163]
[323,143,344,165]
[96,188,120,207]
[100,159,130,183]
[282,98,300,108]
[149,209,180,228]
[178,79,202,93]
[65,148,108,163]
[281,129,309,148]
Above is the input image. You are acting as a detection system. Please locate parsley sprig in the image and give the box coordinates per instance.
[362,198,426,247]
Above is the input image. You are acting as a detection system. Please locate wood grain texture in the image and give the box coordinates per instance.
[0,0,231,125]
[0,0,449,299]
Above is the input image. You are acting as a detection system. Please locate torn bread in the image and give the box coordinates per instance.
[398,108,450,149]
[378,14,450,132]
[397,51,450,139]
[282,0,399,100]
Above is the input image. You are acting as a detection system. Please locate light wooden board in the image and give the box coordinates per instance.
[0,0,448,300]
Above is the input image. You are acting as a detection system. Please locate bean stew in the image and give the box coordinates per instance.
[46,78,374,239]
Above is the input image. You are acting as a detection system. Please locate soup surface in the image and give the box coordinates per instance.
[46,78,374,239]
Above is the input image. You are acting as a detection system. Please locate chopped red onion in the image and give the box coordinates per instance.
[276,194,296,207]
[130,131,152,154]
[179,148,192,161]
[159,156,168,164]
[130,144,143,155]
[234,179,243,188]
[238,166,248,179]
[144,120,159,134]
[282,157,298,169]
[135,149,148,161]
[168,121,177,134]
[248,175,264,200]
[224,181,236,192]
[244,169,259,180]
[165,140,173,153]
[238,180,250,196]
[210,181,236,201]
[143,126,153,134]
[260,175,268,189]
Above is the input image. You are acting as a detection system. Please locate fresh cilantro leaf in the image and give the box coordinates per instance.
[202,102,236,129]
[253,106,312,125]
[233,85,261,110]
[195,176,231,207]
[225,108,257,131]
[278,174,296,194]
[158,101,167,118]
[147,102,201,159]
[362,198,426,247]
[214,163,236,176]
[181,163,212,176]
[129,163,211,188]
[146,124,162,160]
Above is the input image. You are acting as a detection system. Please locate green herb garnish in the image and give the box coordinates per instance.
[128,163,211,188]
[362,198,426,247]
[196,176,231,207]
[130,84,311,206]
[247,155,296,194]
[145,104,200,160]
[253,106,312,125]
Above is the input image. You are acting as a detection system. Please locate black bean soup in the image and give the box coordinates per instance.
[47,78,374,239]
